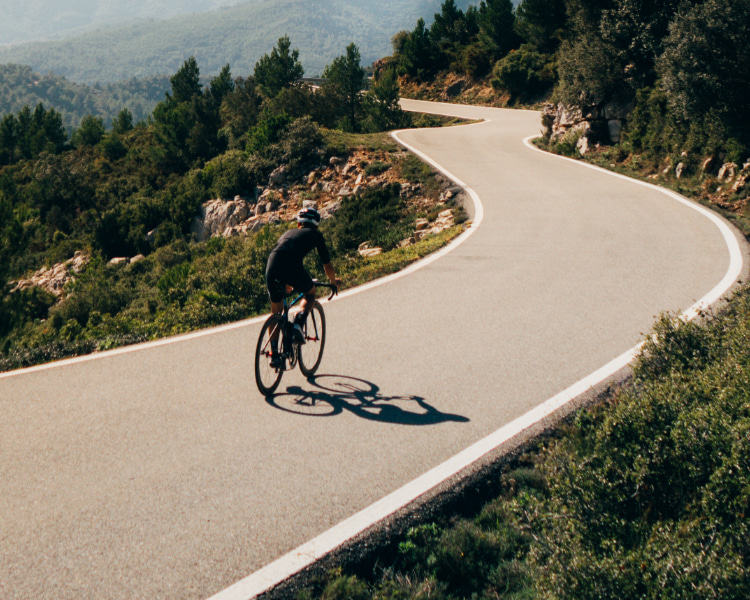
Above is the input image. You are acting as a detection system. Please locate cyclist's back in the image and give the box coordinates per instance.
[270,226,330,266]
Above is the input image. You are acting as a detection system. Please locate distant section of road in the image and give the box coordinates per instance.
[0,101,745,600]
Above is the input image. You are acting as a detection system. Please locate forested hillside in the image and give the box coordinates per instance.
[296,2,750,600]
[0,38,455,369]
[0,65,169,129]
[390,0,749,222]
[0,0,483,82]
[0,0,249,45]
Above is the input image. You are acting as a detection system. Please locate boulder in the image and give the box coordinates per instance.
[193,197,252,242]
[607,120,623,144]
[718,163,738,182]
[269,165,288,186]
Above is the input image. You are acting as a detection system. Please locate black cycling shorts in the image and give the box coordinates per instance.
[265,251,314,303]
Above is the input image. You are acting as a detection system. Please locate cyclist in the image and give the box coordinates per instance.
[265,205,341,366]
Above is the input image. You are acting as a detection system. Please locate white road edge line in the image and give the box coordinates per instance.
[3,108,743,600]
[0,130,485,382]
[205,129,744,600]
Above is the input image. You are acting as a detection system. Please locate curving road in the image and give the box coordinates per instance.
[0,101,745,600]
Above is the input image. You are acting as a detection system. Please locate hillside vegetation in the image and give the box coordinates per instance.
[287,1,750,599]
[0,0,479,82]
[0,38,466,370]
[388,0,750,230]
[0,64,169,130]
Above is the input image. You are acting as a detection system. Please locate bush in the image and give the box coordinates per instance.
[491,44,556,102]
[321,184,406,254]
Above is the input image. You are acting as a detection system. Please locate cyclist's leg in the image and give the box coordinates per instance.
[265,255,288,359]
[286,262,316,318]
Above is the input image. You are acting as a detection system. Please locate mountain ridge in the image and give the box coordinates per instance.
[0,0,481,83]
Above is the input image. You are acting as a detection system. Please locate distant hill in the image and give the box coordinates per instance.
[0,0,478,83]
[0,0,250,45]
[0,64,169,129]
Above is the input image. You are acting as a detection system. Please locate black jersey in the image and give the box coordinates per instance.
[270,227,331,265]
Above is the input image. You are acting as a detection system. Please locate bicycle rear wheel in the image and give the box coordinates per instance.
[298,301,326,377]
[255,315,285,395]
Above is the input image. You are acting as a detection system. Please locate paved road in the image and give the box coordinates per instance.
[1,101,744,600]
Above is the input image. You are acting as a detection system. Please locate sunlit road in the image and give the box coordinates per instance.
[1,101,744,600]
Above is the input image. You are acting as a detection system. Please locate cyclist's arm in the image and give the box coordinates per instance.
[323,262,342,287]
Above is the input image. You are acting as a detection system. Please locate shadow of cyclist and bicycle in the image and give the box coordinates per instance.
[264,374,470,425]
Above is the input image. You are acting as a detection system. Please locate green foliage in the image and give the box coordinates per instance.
[514,0,567,52]
[657,0,750,146]
[322,43,366,133]
[491,44,556,101]
[477,0,518,60]
[321,184,406,254]
[254,36,305,98]
[396,18,436,81]
[72,115,106,148]
[0,64,169,131]
[298,285,750,600]
[362,66,411,132]
[0,103,68,166]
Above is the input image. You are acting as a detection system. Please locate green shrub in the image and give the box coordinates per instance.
[491,45,556,102]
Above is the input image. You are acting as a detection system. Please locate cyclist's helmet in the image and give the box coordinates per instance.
[296,206,321,228]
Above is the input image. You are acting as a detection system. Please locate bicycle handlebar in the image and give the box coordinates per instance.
[312,279,338,300]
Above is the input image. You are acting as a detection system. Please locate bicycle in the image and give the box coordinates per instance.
[254,280,338,396]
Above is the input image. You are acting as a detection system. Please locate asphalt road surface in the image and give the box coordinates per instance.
[1,101,744,600]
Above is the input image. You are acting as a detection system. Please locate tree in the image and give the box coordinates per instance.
[219,76,262,150]
[363,65,409,132]
[254,36,304,97]
[657,0,750,146]
[112,108,134,134]
[0,115,18,165]
[210,64,234,104]
[514,0,567,52]
[491,44,557,101]
[168,56,202,104]
[478,0,518,59]
[73,115,106,147]
[323,43,366,132]
[399,18,434,80]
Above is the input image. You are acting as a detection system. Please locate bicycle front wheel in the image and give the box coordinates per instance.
[298,301,326,377]
[255,314,285,395]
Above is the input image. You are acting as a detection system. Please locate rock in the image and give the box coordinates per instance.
[577,134,590,155]
[358,241,383,257]
[675,163,686,179]
[109,257,128,265]
[337,186,353,197]
[701,156,716,174]
[130,254,146,264]
[255,203,267,216]
[415,218,430,231]
[398,237,415,248]
[329,156,344,166]
[269,165,288,186]
[607,120,623,144]
[13,252,91,297]
[193,197,252,242]
[446,79,467,97]
[718,163,737,182]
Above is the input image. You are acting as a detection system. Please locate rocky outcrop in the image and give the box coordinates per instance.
[13,251,89,297]
[191,149,467,245]
[544,100,633,155]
